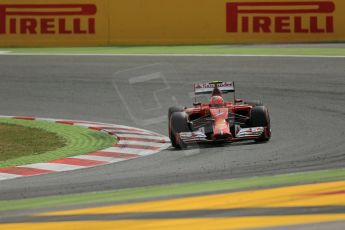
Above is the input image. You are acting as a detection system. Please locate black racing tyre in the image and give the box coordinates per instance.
[168,106,185,142]
[168,106,184,120]
[250,106,271,142]
[170,112,190,149]
[245,100,264,107]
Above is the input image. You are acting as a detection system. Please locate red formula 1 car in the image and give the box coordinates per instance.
[168,81,271,149]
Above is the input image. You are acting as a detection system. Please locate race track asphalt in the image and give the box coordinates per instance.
[0,55,344,200]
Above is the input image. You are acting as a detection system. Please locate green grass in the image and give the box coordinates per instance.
[0,123,65,162]
[0,118,116,168]
[1,45,345,56]
[1,167,345,212]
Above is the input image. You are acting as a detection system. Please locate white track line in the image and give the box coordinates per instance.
[0,115,15,118]
[73,123,143,131]
[41,120,149,132]
[108,130,160,136]
[22,163,85,172]
[101,147,144,154]
[71,155,124,163]
[118,140,166,147]
[116,133,168,140]
[101,147,153,155]
[72,124,118,128]
[0,173,21,180]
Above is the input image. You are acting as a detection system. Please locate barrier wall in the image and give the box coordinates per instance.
[0,0,344,47]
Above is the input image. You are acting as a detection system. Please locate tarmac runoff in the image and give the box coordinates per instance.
[0,116,170,181]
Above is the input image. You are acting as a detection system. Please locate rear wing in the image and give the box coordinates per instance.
[194,81,235,95]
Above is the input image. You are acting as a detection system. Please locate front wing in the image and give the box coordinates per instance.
[178,127,265,144]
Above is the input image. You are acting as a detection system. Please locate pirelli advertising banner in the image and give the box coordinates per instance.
[0,0,344,46]
[0,0,108,46]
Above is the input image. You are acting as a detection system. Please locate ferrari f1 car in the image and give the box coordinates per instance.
[168,81,271,149]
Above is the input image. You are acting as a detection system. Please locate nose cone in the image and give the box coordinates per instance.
[213,132,232,140]
[210,108,231,139]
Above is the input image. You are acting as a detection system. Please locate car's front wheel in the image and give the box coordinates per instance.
[170,112,190,149]
[250,106,271,142]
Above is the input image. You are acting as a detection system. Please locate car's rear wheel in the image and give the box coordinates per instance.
[250,106,271,142]
[170,112,190,149]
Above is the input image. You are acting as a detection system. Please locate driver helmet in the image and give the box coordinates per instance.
[210,95,224,107]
